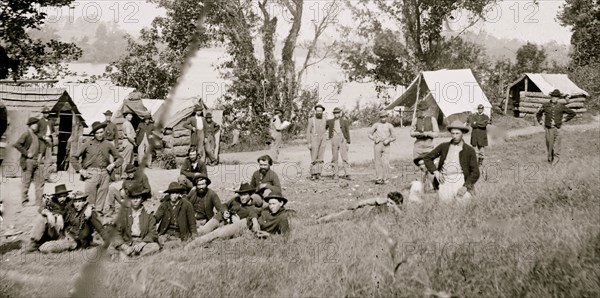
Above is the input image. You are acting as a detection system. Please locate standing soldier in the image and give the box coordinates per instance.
[536,89,576,165]
[306,104,327,180]
[467,104,490,166]
[326,107,351,179]
[103,110,119,148]
[12,117,44,206]
[183,105,207,162]
[0,100,7,167]
[121,111,136,175]
[71,121,123,210]
[203,112,220,166]
[136,115,153,168]
[269,108,284,163]
[37,107,55,170]
[368,111,396,184]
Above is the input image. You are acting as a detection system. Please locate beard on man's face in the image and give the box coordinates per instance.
[315,113,323,119]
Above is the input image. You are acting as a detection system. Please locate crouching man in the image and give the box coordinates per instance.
[155,182,197,248]
[38,191,106,253]
[111,184,159,257]
[186,174,224,235]
[184,191,289,250]
[26,184,71,252]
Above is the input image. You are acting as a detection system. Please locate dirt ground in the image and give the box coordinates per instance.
[1,116,598,241]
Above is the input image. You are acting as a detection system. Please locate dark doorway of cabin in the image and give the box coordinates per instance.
[57,112,73,171]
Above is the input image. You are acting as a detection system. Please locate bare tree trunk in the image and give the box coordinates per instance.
[259,0,279,111]
[279,0,303,112]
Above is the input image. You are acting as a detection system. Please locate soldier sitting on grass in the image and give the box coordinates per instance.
[316,192,403,224]
[184,191,289,251]
[37,191,106,253]
[111,184,160,258]
[154,182,197,248]
[250,155,282,199]
[185,174,224,235]
[26,184,71,252]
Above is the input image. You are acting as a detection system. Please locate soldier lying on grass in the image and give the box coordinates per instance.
[316,192,403,224]
[183,191,289,251]
[110,184,160,258]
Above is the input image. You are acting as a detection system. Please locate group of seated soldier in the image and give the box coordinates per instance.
[25,152,291,259]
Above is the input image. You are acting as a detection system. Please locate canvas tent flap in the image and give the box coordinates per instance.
[386,69,491,117]
[142,99,164,118]
[523,73,589,97]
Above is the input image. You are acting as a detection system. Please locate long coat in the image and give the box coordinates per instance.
[468,113,490,147]
[182,116,208,146]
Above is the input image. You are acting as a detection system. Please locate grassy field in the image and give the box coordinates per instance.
[1,128,599,297]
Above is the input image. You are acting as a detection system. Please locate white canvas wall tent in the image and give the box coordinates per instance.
[385,69,492,134]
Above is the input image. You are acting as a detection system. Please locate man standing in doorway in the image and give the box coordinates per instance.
[536,89,576,166]
[269,109,284,163]
[306,104,327,180]
[71,121,123,211]
[121,111,136,175]
[183,105,207,162]
[468,104,490,166]
[103,110,119,148]
[12,117,44,206]
[326,107,351,179]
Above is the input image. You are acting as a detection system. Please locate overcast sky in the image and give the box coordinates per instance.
[55,0,571,45]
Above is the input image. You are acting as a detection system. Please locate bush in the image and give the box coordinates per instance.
[155,150,177,170]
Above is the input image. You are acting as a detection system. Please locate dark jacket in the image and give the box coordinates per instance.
[468,113,490,147]
[422,141,480,191]
[186,189,224,220]
[326,118,351,143]
[12,129,40,167]
[113,207,158,246]
[122,172,152,198]
[258,208,290,235]
[182,116,208,145]
[36,117,54,141]
[136,122,154,145]
[104,121,119,145]
[250,169,282,194]
[63,203,106,248]
[536,102,576,128]
[180,158,207,181]
[154,199,197,240]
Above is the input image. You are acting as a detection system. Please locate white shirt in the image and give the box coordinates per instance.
[195,115,204,130]
[443,142,463,175]
[131,208,143,237]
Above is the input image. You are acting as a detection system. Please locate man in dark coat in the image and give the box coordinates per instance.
[136,115,154,168]
[0,101,7,166]
[103,110,119,148]
[155,182,197,244]
[467,104,490,166]
[203,113,220,166]
[326,107,351,179]
[37,107,55,169]
[177,147,208,190]
[185,174,224,234]
[422,121,479,203]
[106,164,151,216]
[26,184,72,252]
[12,117,44,206]
[112,184,160,257]
[536,89,576,165]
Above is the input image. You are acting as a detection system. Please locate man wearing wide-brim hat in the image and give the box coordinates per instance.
[112,184,160,258]
[12,117,45,206]
[103,110,119,148]
[326,107,351,179]
[536,89,576,166]
[184,189,289,250]
[70,121,123,214]
[26,184,72,252]
[39,191,107,253]
[307,104,328,180]
[368,110,396,184]
[106,163,151,216]
[154,182,197,244]
[268,108,285,163]
[186,174,224,234]
[467,104,491,166]
[183,104,209,162]
[422,120,479,203]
